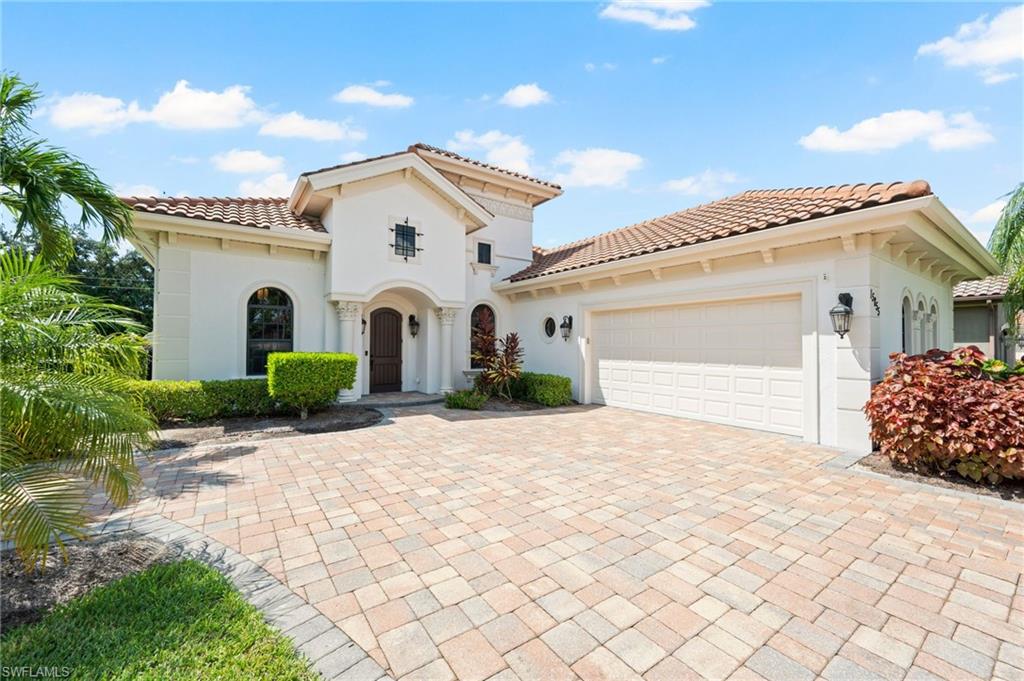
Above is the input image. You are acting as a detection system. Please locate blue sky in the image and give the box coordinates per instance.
[5,1,1022,249]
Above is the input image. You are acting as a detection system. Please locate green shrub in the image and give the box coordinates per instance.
[510,372,573,407]
[445,390,488,410]
[202,378,277,417]
[267,352,357,419]
[129,378,278,422]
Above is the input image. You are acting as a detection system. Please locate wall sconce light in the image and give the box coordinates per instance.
[830,293,854,339]
[408,315,420,338]
[560,315,573,341]
[361,318,367,335]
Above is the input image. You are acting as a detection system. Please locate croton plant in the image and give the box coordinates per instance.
[864,346,1024,484]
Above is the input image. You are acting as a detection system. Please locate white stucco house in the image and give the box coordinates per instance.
[125,143,999,451]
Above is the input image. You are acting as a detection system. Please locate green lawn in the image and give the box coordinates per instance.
[0,559,317,680]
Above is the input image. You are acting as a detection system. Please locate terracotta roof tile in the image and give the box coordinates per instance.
[953,274,1009,299]
[298,144,561,191]
[409,143,561,190]
[123,196,324,233]
[510,180,933,283]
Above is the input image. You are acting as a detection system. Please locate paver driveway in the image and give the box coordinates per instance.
[118,405,1023,680]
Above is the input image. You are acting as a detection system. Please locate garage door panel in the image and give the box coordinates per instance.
[591,296,803,437]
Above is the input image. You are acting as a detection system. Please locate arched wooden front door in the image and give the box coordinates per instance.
[370,308,402,393]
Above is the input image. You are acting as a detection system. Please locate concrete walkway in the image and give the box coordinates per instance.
[109,404,1023,680]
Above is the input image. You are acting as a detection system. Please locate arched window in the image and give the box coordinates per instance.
[470,304,496,369]
[901,296,913,353]
[917,300,927,353]
[929,303,939,350]
[247,287,293,375]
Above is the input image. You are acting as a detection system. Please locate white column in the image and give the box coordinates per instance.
[436,307,457,394]
[335,301,360,403]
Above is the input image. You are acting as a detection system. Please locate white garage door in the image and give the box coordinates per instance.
[590,296,804,436]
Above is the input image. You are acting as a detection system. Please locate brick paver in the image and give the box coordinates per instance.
[114,405,1024,680]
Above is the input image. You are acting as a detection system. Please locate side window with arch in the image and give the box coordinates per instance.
[917,299,927,354]
[470,304,496,369]
[247,287,293,375]
[929,303,939,350]
[901,296,913,354]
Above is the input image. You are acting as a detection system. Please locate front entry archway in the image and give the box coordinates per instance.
[370,308,402,393]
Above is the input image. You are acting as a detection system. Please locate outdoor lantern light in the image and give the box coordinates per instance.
[560,315,573,341]
[830,293,854,339]
[408,315,420,338]
[361,318,367,335]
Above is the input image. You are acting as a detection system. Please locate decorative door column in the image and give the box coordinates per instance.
[436,307,457,394]
[335,301,361,402]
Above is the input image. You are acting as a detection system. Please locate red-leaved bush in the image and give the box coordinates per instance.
[864,346,1024,484]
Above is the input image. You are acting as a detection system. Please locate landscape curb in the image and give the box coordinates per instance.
[96,514,393,681]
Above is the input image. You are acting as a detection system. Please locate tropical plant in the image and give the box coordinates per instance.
[864,346,1023,485]
[478,332,524,400]
[1,73,134,265]
[988,183,1024,334]
[0,250,155,570]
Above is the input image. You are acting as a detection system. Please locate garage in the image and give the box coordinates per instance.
[589,296,805,436]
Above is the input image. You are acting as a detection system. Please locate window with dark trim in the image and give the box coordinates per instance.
[470,304,495,369]
[246,287,293,375]
[394,223,417,259]
[477,242,492,265]
[544,317,557,338]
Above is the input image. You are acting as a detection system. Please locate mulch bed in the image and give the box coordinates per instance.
[154,406,383,449]
[1,533,171,632]
[479,397,548,412]
[858,452,1024,502]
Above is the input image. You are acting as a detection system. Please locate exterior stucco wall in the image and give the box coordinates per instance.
[324,173,468,305]
[151,235,327,380]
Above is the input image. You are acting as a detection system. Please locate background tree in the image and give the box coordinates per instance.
[0,250,154,570]
[988,183,1024,334]
[1,73,134,265]
[1,225,153,329]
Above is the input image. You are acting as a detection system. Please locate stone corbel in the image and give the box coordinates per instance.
[435,307,458,325]
[335,301,361,321]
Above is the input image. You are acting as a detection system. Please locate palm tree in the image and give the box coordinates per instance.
[988,183,1024,333]
[0,250,155,570]
[1,73,134,265]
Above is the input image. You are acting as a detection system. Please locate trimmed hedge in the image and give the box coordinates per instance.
[267,352,357,418]
[129,378,278,422]
[510,372,573,407]
[445,390,488,410]
[864,346,1024,484]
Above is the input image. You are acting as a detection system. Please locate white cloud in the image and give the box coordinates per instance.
[115,182,161,197]
[798,109,994,153]
[333,84,414,108]
[258,112,366,142]
[211,149,283,174]
[340,151,368,164]
[599,0,710,31]
[584,62,617,72]
[239,173,294,197]
[146,80,259,129]
[651,55,669,65]
[969,198,1008,225]
[50,80,259,132]
[49,93,142,132]
[552,148,644,187]
[448,129,534,174]
[918,6,1023,84]
[499,83,552,108]
[661,169,738,197]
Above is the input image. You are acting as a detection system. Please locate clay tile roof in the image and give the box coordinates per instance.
[509,180,932,283]
[123,196,325,233]
[409,143,562,190]
[953,274,1009,299]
